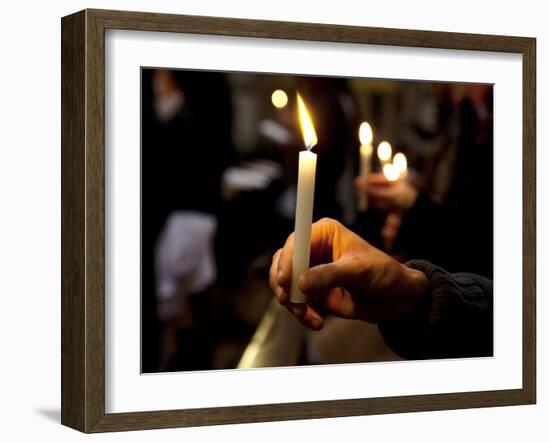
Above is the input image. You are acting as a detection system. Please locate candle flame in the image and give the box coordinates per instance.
[383,163,400,182]
[297,93,318,150]
[359,122,373,145]
[377,141,392,162]
[393,152,408,176]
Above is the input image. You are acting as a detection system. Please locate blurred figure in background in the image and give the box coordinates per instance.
[296,77,353,221]
[141,69,234,371]
[254,77,358,247]
[358,83,493,278]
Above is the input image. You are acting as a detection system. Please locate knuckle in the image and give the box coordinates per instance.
[286,232,295,244]
[347,254,369,278]
[318,216,331,225]
[318,217,341,230]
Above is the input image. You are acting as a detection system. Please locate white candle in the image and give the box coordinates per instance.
[291,94,318,304]
[358,122,373,211]
[291,150,317,303]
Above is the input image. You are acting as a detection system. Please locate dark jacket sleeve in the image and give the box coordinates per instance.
[378,259,493,360]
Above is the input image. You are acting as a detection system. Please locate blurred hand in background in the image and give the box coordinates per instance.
[355,172,419,212]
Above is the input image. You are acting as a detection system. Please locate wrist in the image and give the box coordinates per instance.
[402,264,429,306]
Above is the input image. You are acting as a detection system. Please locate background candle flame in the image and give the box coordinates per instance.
[377,141,392,162]
[383,163,400,181]
[393,152,408,176]
[359,121,373,145]
[297,93,318,150]
[271,89,288,108]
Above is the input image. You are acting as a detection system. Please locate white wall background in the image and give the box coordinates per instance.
[0,0,546,440]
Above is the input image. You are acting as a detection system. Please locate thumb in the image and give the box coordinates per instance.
[299,260,348,295]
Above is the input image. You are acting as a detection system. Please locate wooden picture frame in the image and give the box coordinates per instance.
[61,8,536,433]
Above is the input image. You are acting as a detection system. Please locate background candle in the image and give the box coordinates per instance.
[358,122,373,211]
[291,94,318,304]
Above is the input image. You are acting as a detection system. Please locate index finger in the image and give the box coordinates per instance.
[269,248,282,292]
[277,233,294,288]
[286,302,324,331]
[278,218,339,289]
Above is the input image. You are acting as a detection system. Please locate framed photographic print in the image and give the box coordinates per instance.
[61,8,536,433]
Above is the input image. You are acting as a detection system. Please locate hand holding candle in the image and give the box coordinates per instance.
[270,218,430,330]
[290,94,318,304]
[364,150,417,211]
